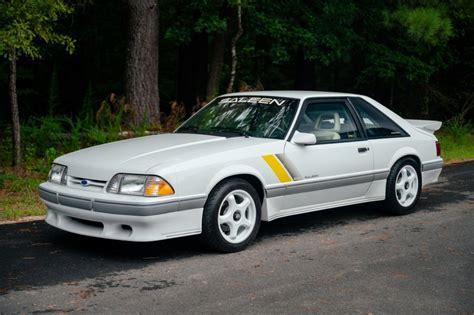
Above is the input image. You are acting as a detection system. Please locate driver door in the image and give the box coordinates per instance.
[274,98,374,212]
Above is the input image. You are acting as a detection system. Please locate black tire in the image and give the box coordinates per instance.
[383,157,422,215]
[201,178,261,253]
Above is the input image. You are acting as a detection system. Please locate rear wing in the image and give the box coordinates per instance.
[406,119,442,134]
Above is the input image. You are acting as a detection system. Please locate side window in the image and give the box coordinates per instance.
[350,97,408,138]
[297,101,361,143]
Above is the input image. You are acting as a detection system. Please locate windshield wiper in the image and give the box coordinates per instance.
[177,125,250,138]
[207,127,250,138]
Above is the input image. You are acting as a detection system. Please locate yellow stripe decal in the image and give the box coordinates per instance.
[262,155,293,183]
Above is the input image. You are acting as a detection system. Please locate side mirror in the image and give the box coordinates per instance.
[292,131,316,145]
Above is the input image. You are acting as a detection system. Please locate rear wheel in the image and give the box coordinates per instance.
[384,158,421,215]
[201,179,261,252]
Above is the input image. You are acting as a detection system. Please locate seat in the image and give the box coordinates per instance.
[312,112,341,141]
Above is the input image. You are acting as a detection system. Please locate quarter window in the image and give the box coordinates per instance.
[296,101,361,143]
[350,97,408,138]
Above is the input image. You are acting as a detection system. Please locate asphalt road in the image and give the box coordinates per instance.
[0,162,473,314]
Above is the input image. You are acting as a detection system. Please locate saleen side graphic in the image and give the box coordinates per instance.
[39,91,443,252]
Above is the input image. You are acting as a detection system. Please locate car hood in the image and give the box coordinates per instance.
[55,133,279,180]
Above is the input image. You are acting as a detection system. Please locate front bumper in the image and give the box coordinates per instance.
[38,182,206,242]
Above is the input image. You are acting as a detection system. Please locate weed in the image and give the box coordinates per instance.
[443,115,473,140]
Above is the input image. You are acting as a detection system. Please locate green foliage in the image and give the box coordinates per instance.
[390,7,453,46]
[79,82,95,121]
[164,0,228,43]
[352,2,459,98]
[3,114,123,171]
[0,0,471,124]
[0,0,75,60]
[360,44,435,83]
[0,0,472,161]
[21,116,63,157]
[63,117,84,152]
[443,115,473,140]
[243,0,358,65]
[0,92,140,170]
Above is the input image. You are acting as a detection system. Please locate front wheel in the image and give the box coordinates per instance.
[201,179,261,252]
[384,158,422,215]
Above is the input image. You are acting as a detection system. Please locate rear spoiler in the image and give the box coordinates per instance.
[406,119,442,134]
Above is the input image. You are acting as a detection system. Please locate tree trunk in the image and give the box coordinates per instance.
[9,49,21,167]
[125,0,160,126]
[227,0,243,93]
[206,32,226,101]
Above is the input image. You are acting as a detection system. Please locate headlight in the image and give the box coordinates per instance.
[48,164,68,185]
[106,174,174,197]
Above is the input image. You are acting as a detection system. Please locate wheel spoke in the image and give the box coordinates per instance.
[219,210,233,225]
[228,222,238,240]
[401,168,408,181]
[399,189,407,203]
[226,194,238,211]
[396,182,404,190]
[237,197,250,211]
[409,181,416,192]
[240,216,252,229]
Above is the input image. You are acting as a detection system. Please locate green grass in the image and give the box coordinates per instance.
[0,169,46,221]
[437,133,474,162]
[437,116,474,162]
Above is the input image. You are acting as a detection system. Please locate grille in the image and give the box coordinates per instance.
[68,176,107,191]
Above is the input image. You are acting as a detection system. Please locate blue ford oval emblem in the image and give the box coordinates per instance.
[80,179,89,187]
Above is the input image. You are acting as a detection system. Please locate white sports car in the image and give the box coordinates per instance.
[39,91,443,252]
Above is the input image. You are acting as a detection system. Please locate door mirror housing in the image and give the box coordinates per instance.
[292,131,317,145]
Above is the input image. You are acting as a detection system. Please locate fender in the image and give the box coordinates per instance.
[388,146,421,170]
[205,164,267,196]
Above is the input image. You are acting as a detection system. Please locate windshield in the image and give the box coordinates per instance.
[176,96,299,139]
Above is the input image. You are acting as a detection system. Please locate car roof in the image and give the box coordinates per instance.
[220,90,362,99]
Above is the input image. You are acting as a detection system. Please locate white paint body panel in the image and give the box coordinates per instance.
[275,141,374,214]
[39,91,443,242]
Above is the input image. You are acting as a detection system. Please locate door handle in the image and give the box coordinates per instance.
[358,147,369,153]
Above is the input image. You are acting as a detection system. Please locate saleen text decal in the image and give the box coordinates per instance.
[219,97,287,106]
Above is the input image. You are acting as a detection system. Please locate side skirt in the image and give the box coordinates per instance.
[265,195,385,221]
